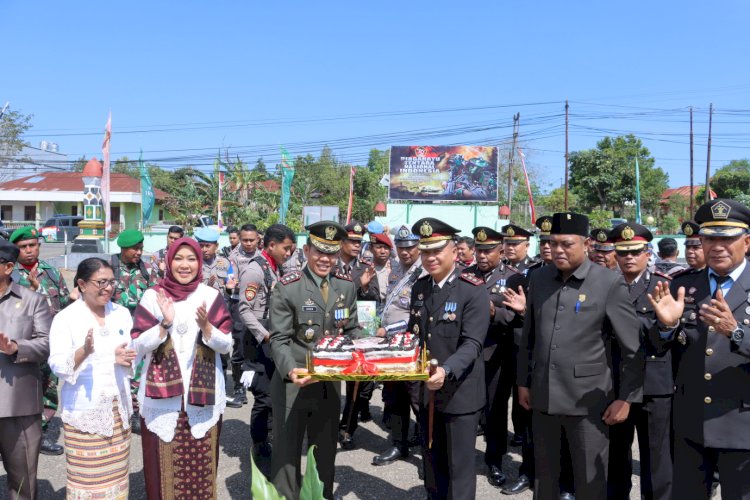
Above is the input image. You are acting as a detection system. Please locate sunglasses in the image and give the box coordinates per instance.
[615,249,646,257]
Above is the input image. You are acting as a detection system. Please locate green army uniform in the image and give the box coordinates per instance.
[269,221,359,500]
[10,226,72,436]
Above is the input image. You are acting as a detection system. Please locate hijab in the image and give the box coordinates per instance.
[152,237,203,302]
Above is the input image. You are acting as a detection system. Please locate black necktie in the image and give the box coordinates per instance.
[713,275,731,298]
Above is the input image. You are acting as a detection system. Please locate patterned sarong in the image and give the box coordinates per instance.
[141,411,221,499]
[64,403,130,499]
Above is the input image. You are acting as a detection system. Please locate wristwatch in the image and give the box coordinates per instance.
[732,325,745,346]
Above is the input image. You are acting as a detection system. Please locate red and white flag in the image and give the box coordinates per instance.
[101,113,112,232]
[517,148,536,223]
[346,166,355,224]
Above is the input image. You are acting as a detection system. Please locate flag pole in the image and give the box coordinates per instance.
[705,103,713,202]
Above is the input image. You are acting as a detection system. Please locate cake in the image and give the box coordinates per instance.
[311,332,421,375]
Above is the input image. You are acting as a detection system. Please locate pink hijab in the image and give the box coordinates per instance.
[152,237,203,301]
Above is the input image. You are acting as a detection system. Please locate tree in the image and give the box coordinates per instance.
[254,157,269,177]
[569,135,669,215]
[70,156,88,172]
[588,209,613,230]
[538,187,578,215]
[708,159,750,199]
[0,107,33,182]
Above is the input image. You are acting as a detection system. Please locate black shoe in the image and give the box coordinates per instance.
[372,445,408,466]
[338,431,355,450]
[502,475,531,495]
[407,433,421,448]
[559,492,575,500]
[130,412,141,435]
[488,465,507,487]
[253,441,272,458]
[40,437,64,456]
[233,387,248,405]
[226,396,242,409]
[509,433,523,447]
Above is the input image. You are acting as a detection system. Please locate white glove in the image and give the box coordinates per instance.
[240,371,256,389]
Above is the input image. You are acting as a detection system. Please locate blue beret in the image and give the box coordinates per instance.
[194,227,219,243]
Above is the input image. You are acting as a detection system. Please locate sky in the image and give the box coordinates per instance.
[3,1,750,192]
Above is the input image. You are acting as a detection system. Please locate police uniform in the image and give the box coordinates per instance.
[228,245,259,395]
[607,223,673,500]
[373,226,425,466]
[9,226,68,455]
[238,245,281,451]
[195,228,232,294]
[407,218,490,500]
[0,240,52,500]
[501,224,539,275]
[269,221,359,500]
[464,226,523,487]
[518,212,644,500]
[651,199,750,499]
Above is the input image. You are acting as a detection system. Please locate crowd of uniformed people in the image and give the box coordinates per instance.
[1,197,749,499]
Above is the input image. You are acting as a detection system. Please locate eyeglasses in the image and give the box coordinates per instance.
[89,279,117,289]
[615,249,645,257]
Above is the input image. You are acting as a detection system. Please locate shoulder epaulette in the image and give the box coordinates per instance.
[459,272,483,286]
[652,270,673,281]
[417,273,431,282]
[279,271,301,285]
[506,264,521,274]
[671,267,701,280]
[332,268,352,281]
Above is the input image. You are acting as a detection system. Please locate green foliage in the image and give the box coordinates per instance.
[498,147,544,227]
[708,159,750,199]
[0,107,32,156]
[666,194,691,222]
[588,209,614,229]
[300,445,325,500]
[659,214,680,234]
[250,453,285,500]
[538,187,577,214]
[248,445,325,500]
[569,135,668,215]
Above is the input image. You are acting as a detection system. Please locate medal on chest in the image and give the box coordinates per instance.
[443,301,457,321]
[334,307,350,334]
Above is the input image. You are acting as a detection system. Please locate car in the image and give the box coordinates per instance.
[0,220,8,241]
[41,215,84,242]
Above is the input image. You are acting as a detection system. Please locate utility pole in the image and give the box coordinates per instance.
[705,103,713,202]
[689,107,694,216]
[564,99,569,211]
[508,113,520,215]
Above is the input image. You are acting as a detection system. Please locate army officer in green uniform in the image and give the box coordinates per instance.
[269,221,360,500]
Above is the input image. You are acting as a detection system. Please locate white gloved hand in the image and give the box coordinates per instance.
[240,371,256,389]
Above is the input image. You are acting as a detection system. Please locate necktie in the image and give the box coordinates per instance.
[321,279,329,303]
[712,275,731,298]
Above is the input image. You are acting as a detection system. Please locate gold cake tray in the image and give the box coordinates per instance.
[303,347,431,381]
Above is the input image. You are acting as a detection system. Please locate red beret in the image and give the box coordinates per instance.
[370,233,393,249]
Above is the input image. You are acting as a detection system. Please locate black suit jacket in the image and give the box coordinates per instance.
[650,264,750,449]
[518,258,644,416]
[409,267,490,414]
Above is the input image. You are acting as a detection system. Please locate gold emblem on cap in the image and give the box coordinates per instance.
[684,224,694,236]
[541,219,552,232]
[325,226,336,241]
[476,229,487,242]
[420,221,433,237]
[597,231,607,243]
[622,226,635,240]
[354,224,362,233]
[711,200,730,219]
[506,227,515,237]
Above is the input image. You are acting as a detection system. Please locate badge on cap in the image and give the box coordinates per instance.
[711,200,731,219]
[684,225,694,236]
[476,229,487,242]
[354,223,362,233]
[622,226,635,240]
[597,231,607,242]
[506,227,515,237]
[541,219,552,232]
[325,226,336,241]
[420,221,433,237]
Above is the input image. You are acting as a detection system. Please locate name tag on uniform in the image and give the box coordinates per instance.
[303,306,318,312]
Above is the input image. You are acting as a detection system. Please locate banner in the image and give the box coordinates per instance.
[139,150,155,224]
[101,113,112,231]
[279,147,295,224]
[388,145,498,202]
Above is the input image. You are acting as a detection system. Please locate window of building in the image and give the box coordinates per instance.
[71,205,78,216]
[111,206,121,223]
[24,206,36,221]
[1,205,11,221]
[159,208,164,220]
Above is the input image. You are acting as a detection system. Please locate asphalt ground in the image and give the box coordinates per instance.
[0,246,654,499]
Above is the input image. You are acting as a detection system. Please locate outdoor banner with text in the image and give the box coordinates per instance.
[388,146,499,202]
